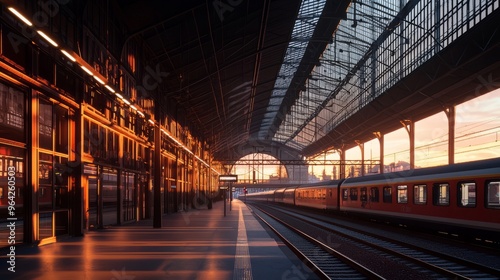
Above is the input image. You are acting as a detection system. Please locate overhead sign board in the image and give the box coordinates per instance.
[219,175,238,182]
[219,186,228,190]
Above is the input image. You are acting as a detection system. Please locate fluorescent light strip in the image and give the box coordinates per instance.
[162,130,218,174]
[80,65,93,75]
[148,119,155,125]
[8,7,33,26]
[37,31,58,47]
[130,105,137,111]
[122,99,131,105]
[137,111,145,118]
[115,93,124,99]
[93,75,105,84]
[60,50,76,61]
[105,85,115,93]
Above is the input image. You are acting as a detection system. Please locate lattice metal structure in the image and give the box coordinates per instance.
[271,0,499,153]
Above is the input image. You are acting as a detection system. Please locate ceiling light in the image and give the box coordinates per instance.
[80,65,93,75]
[8,7,33,26]
[115,93,124,99]
[93,75,105,84]
[105,85,115,93]
[37,31,58,47]
[60,50,76,61]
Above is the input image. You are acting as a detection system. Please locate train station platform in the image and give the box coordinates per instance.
[1,199,319,280]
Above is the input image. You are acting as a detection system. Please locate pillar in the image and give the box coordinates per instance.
[445,106,455,164]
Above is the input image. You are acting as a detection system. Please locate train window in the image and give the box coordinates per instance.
[383,186,392,203]
[486,181,500,209]
[360,187,367,202]
[457,182,476,208]
[433,183,450,206]
[413,184,427,205]
[342,189,348,201]
[370,187,379,202]
[349,188,358,201]
[397,185,408,204]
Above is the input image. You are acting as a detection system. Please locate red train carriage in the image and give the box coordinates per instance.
[294,180,342,210]
[283,187,297,205]
[340,158,500,239]
[245,190,276,202]
[295,185,328,209]
[245,158,500,242]
[274,188,287,204]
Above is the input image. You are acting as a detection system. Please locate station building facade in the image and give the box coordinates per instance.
[0,1,221,247]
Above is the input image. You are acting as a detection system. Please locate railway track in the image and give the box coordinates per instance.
[249,205,384,279]
[249,202,500,280]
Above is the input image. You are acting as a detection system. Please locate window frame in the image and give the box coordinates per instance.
[485,180,500,209]
[397,185,408,204]
[383,186,392,203]
[413,184,427,205]
[457,181,476,208]
[433,183,450,206]
[370,187,379,202]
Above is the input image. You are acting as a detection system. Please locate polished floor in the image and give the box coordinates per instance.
[1,199,319,280]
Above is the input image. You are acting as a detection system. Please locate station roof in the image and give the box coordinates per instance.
[116,0,500,161]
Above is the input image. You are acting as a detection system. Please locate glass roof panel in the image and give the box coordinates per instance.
[272,0,405,148]
[258,0,327,139]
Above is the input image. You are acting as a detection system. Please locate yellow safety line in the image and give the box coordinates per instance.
[233,205,253,280]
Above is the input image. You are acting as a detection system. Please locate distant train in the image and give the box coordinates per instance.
[245,157,500,242]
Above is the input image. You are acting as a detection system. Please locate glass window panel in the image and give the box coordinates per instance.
[370,187,379,202]
[397,185,408,204]
[38,52,55,84]
[360,187,367,202]
[383,186,392,203]
[0,144,25,240]
[39,99,53,150]
[55,105,69,154]
[84,119,90,153]
[433,183,450,206]
[414,184,427,205]
[342,188,348,200]
[0,83,25,142]
[486,181,500,209]
[458,182,476,207]
[39,212,53,239]
[1,26,28,70]
[349,188,358,201]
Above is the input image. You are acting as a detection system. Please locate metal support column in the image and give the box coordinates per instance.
[373,132,384,174]
[153,121,162,228]
[446,106,455,164]
[401,119,415,169]
[338,149,346,179]
[355,140,365,176]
